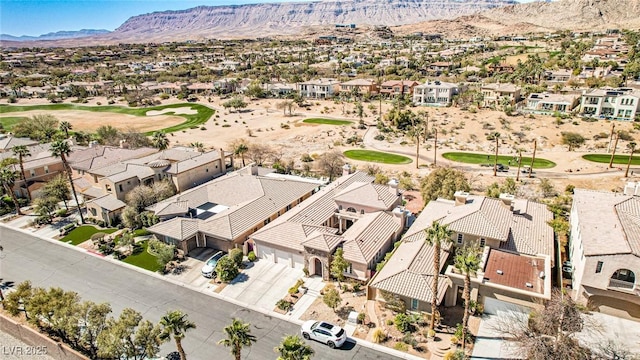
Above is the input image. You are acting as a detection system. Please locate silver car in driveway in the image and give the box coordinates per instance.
[201,251,226,278]
[301,320,346,348]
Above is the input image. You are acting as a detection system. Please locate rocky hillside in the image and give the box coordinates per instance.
[395,0,640,38]
[105,0,515,42]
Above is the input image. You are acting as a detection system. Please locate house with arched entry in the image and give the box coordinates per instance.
[569,187,640,320]
[250,167,407,281]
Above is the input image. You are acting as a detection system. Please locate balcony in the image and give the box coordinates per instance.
[608,279,639,296]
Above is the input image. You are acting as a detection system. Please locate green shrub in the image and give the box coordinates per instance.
[402,333,417,347]
[276,299,292,311]
[247,251,256,261]
[374,134,385,141]
[386,319,394,326]
[394,313,415,333]
[216,256,239,282]
[394,342,408,351]
[358,312,366,324]
[229,248,243,267]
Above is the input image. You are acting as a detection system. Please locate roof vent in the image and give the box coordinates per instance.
[525,282,533,288]
[496,270,503,275]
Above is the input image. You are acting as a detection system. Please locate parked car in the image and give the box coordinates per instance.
[201,251,227,278]
[301,321,346,348]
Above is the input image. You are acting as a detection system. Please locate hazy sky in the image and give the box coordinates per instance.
[0,0,538,36]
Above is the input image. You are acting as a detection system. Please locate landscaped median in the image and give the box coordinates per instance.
[442,152,556,169]
[0,103,214,134]
[344,150,413,165]
[582,153,640,165]
[302,118,353,126]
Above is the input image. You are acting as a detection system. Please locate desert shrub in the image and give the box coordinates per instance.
[386,319,394,326]
[358,312,366,324]
[276,299,292,311]
[394,342,409,351]
[374,134,385,141]
[402,333,418,347]
[247,251,256,261]
[372,328,386,343]
[394,313,414,333]
[229,248,243,267]
[323,288,342,311]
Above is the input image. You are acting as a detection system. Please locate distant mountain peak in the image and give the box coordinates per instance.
[0,29,111,42]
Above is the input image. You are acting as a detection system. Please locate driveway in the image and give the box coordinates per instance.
[471,301,528,359]
[164,247,217,288]
[220,259,303,312]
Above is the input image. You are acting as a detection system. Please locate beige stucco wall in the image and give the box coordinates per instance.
[171,159,223,192]
[368,287,434,313]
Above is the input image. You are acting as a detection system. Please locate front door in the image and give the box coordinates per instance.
[314,258,323,276]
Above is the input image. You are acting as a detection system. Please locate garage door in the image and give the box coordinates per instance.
[185,236,197,252]
[483,297,530,316]
[292,254,304,270]
[276,249,291,266]
[259,244,275,262]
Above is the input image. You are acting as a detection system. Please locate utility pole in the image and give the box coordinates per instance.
[529,139,537,178]
[625,142,636,178]
[433,128,438,166]
[516,149,523,182]
[609,131,620,169]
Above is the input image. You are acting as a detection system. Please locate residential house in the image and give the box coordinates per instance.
[0,134,38,152]
[544,69,574,84]
[481,83,522,108]
[297,79,340,99]
[524,93,580,114]
[146,166,319,255]
[250,167,405,281]
[568,187,640,319]
[412,81,461,107]
[1,143,65,199]
[427,62,457,75]
[580,88,640,120]
[339,79,378,96]
[379,80,420,98]
[368,191,553,314]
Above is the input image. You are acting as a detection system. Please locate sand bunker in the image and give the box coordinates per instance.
[146,107,197,116]
[0,110,184,132]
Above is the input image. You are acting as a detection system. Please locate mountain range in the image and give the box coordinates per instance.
[0,29,110,42]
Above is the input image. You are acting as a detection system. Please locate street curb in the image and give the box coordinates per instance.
[0,223,424,359]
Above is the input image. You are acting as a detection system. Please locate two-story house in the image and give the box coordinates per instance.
[525,93,580,114]
[339,79,379,96]
[379,80,420,98]
[368,191,553,314]
[481,83,522,109]
[0,142,65,199]
[297,79,340,99]
[580,88,640,120]
[251,166,406,281]
[412,81,462,107]
[569,187,640,319]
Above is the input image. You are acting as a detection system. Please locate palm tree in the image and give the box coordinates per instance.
[12,145,31,200]
[492,132,501,176]
[274,335,314,360]
[0,168,22,215]
[218,318,257,360]
[190,142,205,153]
[59,121,72,138]
[626,141,637,178]
[453,245,481,351]
[159,310,196,360]
[424,220,453,331]
[50,140,84,224]
[152,131,169,150]
[234,142,249,167]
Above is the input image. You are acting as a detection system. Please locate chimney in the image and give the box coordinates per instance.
[342,163,351,176]
[250,163,258,176]
[499,193,515,211]
[454,191,469,206]
[388,178,399,196]
[392,206,407,228]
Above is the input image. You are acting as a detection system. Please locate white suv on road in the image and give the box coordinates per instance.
[301,320,346,348]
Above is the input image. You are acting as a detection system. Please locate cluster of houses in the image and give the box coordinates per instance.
[2,132,639,320]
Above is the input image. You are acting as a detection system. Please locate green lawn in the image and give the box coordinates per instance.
[303,118,353,126]
[0,103,214,135]
[60,225,117,246]
[442,152,556,169]
[0,116,29,131]
[344,150,412,164]
[582,154,640,165]
[122,240,162,272]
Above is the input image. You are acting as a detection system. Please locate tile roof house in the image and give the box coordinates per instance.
[481,83,522,109]
[412,81,462,107]
[368,191,553,314]
[250,168,405,281]
[339,79,379,96]
[297,79,340,99]
[380,80,420,98]
[0,142,65,199]
[524,92,580,115]
[146,166,319,255]
[568,187,640,319]
[0,134,38,152]
[579,87,640,121]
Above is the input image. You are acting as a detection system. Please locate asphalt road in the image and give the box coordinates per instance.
[0,226,394,360]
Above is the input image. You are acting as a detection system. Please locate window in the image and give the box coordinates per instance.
[596,261,603,273]
[30,169,35,178]
[456,233,463,245]
[206,168,209,173]
[286,204,291,211]
[361,209,365,214]
[44,166,49,174]
[118,184,123,192]
[264,218,270,226]
[480,238,486,247]
[411,298,419,311]
[347,264,353,274]
[105,184,112,192]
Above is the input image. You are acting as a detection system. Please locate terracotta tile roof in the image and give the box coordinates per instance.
[572,189,640,256]
[483,249,546,294]
[0,136,38,150]
[155,201,189,217]
[68,145,157,172]
[500,199,554,259]
[149,218,199,240]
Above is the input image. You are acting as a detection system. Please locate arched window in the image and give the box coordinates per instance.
[609,269,636,290]
[346,207,357,213]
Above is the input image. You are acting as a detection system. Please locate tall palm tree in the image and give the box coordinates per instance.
[59,121,72,138]
[152,131,169,150]
[234,143,248,167]
[274,335,314,360]
[218,318,257,360]
[424,220,453,331]
[626,141,637,178]
[454,245,481,351]
[492,132,501,176]
[12,145,31,200]
[159,310,196,360]
[50,140,84,224]
[0,168,22,215]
